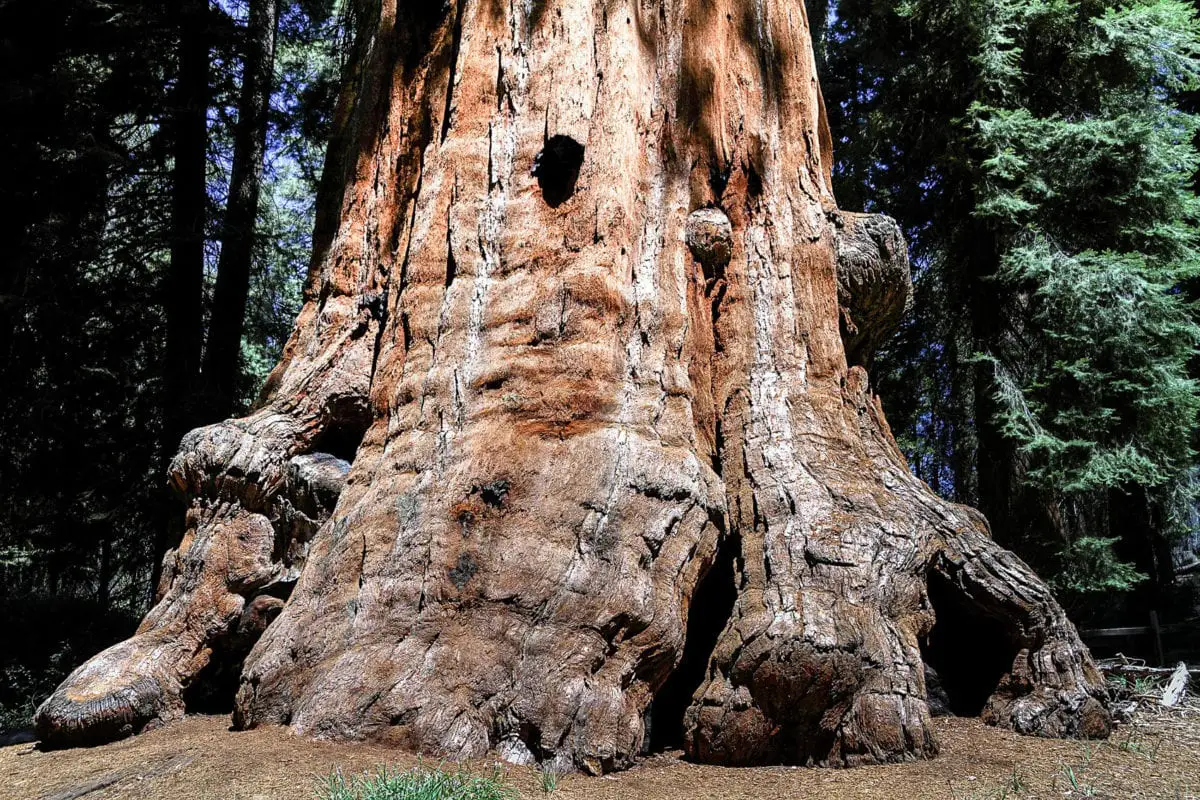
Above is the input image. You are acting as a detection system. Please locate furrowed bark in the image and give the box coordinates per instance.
[38,0,1110,769]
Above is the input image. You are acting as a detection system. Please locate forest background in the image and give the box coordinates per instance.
[3,0,1199,731]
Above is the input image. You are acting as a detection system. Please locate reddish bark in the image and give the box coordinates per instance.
[37,0,1110,771]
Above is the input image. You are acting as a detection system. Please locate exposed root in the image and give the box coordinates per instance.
[35,412,353,748]
[933,530,1113,740]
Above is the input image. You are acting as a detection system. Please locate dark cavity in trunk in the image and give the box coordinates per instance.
[922,568,1019,716]
[648,532,739,751]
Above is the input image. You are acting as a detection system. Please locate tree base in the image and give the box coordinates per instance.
[35,0,1111,768]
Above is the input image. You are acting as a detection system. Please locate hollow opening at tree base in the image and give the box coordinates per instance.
[181,589,290,716]
[922,570,1020,717]
[181,635,245,716]
[647,533,739,752]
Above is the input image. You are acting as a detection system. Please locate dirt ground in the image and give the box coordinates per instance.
[4,705,1199,800]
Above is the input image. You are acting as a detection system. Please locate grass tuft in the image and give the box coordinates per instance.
[538,766,559,794]
[315,762,516,800]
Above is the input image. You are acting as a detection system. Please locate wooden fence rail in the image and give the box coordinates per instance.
[1080,611,1197,666]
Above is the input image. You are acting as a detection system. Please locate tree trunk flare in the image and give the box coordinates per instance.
[36,0,1111,770]
[203,0,282,421]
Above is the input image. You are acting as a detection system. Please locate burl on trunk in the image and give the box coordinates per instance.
[37,0,1111,771]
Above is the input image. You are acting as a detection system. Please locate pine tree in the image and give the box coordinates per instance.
[823,0,1200,608]
[0,0,346,731]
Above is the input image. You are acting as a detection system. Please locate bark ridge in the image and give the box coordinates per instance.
[36,0,1111,772]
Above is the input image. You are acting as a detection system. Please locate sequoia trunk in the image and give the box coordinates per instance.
[37,0,1111,771]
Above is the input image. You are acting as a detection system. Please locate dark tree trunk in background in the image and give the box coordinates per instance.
[948,333,978,505]
[164,0,210,451]
[155,0,211,594]
[203,0,281,421]
[1112,485,1177,616]
[39,0,1111,770]
[967,225,1016,540]
[806,0,830,74]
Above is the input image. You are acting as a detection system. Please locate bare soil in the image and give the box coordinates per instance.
[4,707,1198,800]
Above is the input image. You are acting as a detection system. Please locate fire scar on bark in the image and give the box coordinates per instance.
[37,0,1110,771]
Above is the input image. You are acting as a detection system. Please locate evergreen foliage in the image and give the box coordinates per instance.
[822,0,1200,603]
[4,0,1200,734]
[0,0,346,730]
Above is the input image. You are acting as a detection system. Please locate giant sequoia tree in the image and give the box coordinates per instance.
[37,0,1111,772]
